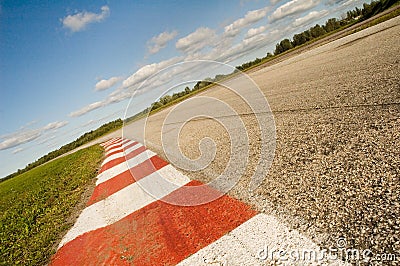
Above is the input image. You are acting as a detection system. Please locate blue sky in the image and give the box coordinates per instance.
[0,0,365,178]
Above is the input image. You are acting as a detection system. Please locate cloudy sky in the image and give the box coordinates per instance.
[0,0,365,178]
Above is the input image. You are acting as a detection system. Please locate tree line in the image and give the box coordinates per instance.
[141,75,230,113]
[1,119,123,182]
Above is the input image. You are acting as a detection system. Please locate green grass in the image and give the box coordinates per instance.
[0,145,104,265]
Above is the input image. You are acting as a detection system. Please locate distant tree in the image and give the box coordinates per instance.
[274,43,284,55]
[355,7,362,16]
[193,81,201,90]
[151,101,163,110]
[216,74,229,81]
[281,39,293,51]
[159,95,172,105]
[303,30,312,41]
[324,18,340,32]
[198,81,211,89]
[292,33,308,47]
[236,65,244,71]
[362,2,373,17]
[310,24,326,38]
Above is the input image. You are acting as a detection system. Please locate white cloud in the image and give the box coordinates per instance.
[147,30,178,54]
[339,0,362,7]
[177,18,288,65]
[69,57,186,118]
[326,0,347,5]
[62,5,110,32]
[224,7,269,37]
[176,27,217,54]
[69,101,103,117]
[69,92,129,117]
[271,0,285,5]
[36,135,54,145]
[95,76,123,91]
[43,121,69,130]
[217,23,294,63]
[82,119,96,127]
[0,130,41,150]
[0,120,68,151]
[245,25,268,39]
[185,7,270,62]
[219,34,270,62]
[122,57,182,89]
[12,148,24,154]
[293,9,329,26]
[269,0,320,22]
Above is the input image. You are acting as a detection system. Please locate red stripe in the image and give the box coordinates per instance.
[99,157,125,173]
[99,146,147,174]
[51,181,256,266]
[105,148,124,158]
[123,141,139,151]
[88,156,169,205]
[120,139,131,146]
[125,146,147,161]
[103,138,122,147]
[105,141,138,158]
[104,139,127,151]
[104,140,129,153]
[105,143,122,152]
[102,138,118,146]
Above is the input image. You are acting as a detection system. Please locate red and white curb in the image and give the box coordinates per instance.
[50,138,344,265]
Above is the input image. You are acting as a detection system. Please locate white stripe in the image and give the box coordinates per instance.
[96,150,156,185]
[179,233,260,265]
[105,140,136,156]
[106,140,139,156]
[104,139,126,151]
[101,143,142,166]
[101,140,114,147]
[102,138,121,147]
[106,137,121,144]
[103,140,122,149]
[104,138,128,150]
[104,139,134,155]
[120,138,131,145]
[58,165,190,248]
[178,213,347,265]
[101,138,117,146]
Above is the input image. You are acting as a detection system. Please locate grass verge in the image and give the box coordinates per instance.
[0,145,104,265]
